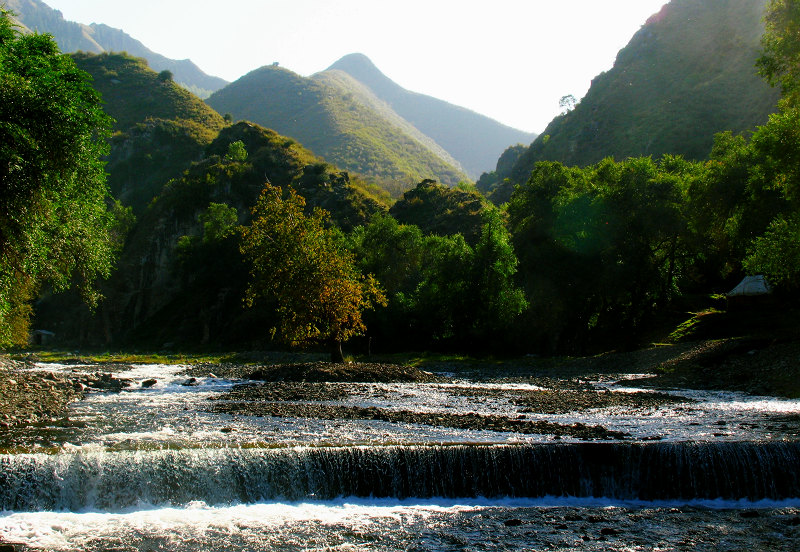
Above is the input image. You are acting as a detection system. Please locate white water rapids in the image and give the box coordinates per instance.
[1,362,799,550]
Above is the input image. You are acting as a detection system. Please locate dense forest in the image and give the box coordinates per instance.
[2,0,800,360]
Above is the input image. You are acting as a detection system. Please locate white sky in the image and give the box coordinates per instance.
[42,0,668,134]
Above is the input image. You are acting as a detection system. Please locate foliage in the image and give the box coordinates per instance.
[507,157,695,352]
[0,12,115,346]
[468,209,529,337]
[199,202,239,244]
[389,180,491,245]
[224,140,248,163]
[241,184,386,358]
[72,52,227,215]
[757,0,800,106]
[348,211,526,351]
[37,119,391,349]
[744,213,800,288]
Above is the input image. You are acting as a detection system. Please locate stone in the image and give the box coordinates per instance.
[141,379,158,388]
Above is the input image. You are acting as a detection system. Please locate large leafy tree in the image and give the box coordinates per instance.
[758,0,800,107]
[241,184,385,361]
[0,12,115,346]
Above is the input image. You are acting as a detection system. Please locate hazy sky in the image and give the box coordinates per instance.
[43,0,668,134]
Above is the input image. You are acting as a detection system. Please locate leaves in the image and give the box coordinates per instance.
[0,12,115,346]
[241,184,386,348]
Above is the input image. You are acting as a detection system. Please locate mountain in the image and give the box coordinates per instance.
[501,0,779,197]
[72,52,227,213]
[206,64,470,191]
[5,0,227,97]
[37,49,391,346]
[37,122,389,347]
[328,53,537,179]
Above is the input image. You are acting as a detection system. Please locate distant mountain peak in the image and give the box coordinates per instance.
[327,53,536,178]
[330,52,376,67]
[7,0,228,97]
[327,53,401,98]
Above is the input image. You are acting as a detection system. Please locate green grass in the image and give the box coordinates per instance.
[13,350,234,365]
[9,348,337,366]
[667,308,725,343]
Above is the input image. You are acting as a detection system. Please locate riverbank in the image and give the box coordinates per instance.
[0,357,82,429]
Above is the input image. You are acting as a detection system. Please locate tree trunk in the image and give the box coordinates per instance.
[330,340,345,363]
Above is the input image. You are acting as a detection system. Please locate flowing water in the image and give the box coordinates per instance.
[1,362,799,550]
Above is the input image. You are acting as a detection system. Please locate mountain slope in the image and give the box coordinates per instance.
[72,52,227,213]
[328,53,537,179]
[6,0,227,97]
[207,64,469,190]
[505,0,778,191]
[37,122,389,347]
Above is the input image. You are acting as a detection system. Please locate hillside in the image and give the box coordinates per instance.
[6,0,227,97]
[35,122,389,347]
[207,64,469,191]
[72,52,227,213]
[500,0,779,198]
[327,53,537,179]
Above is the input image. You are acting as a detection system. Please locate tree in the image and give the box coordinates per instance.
[744,212,800,289]
[199,202,239,244]
[224,140,248,163]
[466,209,528,340]
[241,184,385,361]
[0,12,115,346]
[348,212,526,351]
[757,0,800,106]
[559,94,577,113]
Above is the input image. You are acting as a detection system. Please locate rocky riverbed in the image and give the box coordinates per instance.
[0,357,82,430]
[3,337,800,438]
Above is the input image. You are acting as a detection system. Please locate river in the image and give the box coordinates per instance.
[1,362,799,550]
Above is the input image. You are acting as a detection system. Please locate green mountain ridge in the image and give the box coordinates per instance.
[5,0,228,97]
[313,69,466,175]
[497,0,779,200]
[72,52,227,214]
[206,64,470,192]
[328,53,537,179]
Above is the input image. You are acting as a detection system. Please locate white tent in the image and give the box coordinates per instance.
[727,274,772,297]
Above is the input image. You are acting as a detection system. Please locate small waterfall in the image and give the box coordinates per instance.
[1,442,798,512]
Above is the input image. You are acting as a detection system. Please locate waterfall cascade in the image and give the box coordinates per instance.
[2,441,798,512]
